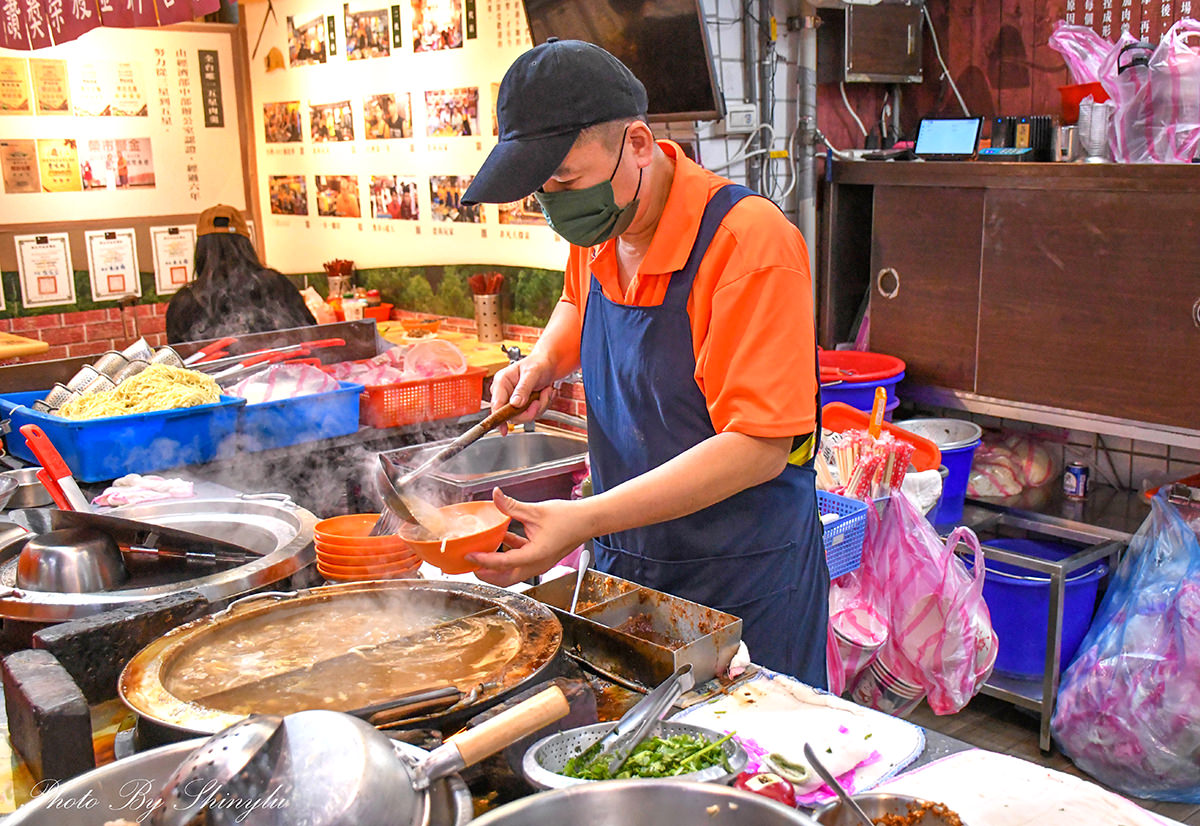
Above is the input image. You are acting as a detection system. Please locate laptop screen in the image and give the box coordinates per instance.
[914,117,983,159]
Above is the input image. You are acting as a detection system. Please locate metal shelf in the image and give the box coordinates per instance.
[952,505,1127,752]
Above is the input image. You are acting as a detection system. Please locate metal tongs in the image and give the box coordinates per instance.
[588,664,695,775]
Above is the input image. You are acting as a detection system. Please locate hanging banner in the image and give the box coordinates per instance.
[149,223,195,294]
[49,0,102,48]
[15,232,76,308]
[85,227,142,300]
[23,0,53,50]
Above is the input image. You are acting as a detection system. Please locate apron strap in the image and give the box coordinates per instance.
[662,183,759,310]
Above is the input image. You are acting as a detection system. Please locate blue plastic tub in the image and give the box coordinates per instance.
[236,381,363,452]
[0,390,245,483]
[894,418,981,526]
[819,371,905,414]
[967,537,1107,679]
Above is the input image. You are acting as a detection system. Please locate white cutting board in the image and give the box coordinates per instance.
[874,749,1182,826]
[671,670,924,806]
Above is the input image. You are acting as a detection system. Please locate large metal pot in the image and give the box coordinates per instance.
[470,779,822,825]
[1,737,472,826]
[0,497,316,623]
[120,579,563,740]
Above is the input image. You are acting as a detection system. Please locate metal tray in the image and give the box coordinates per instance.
[381,426,587,505]
[526,570,742,689]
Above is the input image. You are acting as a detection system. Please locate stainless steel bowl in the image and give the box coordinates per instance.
[0,468,53,509]
[16,527,130,592]
[471,779,821,826]
[814,792,966,825]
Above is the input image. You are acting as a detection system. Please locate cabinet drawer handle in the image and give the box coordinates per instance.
[877,267,900,300]
[1193,297,1200,329]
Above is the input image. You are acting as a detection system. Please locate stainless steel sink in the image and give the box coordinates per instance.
[381,426,588,504]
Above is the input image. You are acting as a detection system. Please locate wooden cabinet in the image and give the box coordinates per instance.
[869,186,983,391]
[820,162,1200,430]
[977,188,1200,428]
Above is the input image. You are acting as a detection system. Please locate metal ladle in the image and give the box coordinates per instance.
[803,742,875,826]
[372,397,535,536]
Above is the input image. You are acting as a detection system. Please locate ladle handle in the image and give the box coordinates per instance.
[451,685,568,766]
[399,397,535,488]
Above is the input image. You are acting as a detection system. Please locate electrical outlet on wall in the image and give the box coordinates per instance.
[723,103,757,134]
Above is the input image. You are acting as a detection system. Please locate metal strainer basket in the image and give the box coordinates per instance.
[522,720,747,790]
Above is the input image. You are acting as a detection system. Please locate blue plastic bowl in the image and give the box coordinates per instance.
[820,371,905,414]
[966,537,1107,679]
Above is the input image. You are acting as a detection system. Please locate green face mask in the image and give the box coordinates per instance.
[534,129,643,247]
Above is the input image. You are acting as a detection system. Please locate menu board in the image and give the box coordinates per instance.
[246,0,566,273]
[0,27,245,222]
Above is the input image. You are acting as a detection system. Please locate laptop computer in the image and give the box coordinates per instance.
[913,117,984,160]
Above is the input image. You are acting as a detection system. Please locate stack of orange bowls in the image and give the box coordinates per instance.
[313,514,423,582]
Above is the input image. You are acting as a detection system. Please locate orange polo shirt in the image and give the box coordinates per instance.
[561,140,818,440]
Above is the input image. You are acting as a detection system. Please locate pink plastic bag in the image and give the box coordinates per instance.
[1105,21,1200,163]
[871,492,998,714]
[1049,21,1113,84]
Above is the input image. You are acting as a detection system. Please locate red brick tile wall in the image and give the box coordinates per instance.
[1,302,171,365]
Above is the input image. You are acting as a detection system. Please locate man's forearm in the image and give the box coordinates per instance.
[575,431,793,539]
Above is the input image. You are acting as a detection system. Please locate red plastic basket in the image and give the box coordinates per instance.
[327,365,486,429]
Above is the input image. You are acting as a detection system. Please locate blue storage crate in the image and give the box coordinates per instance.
[0,390,245,483]
[818,490,869,579]
[236,381,363,452]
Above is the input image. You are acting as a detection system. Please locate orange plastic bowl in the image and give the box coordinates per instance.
[315,514,408,551]
[315,543,419,568]
[317,557,422,580]
[399,501,510,575]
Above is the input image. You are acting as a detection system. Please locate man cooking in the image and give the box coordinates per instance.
[461,39,827,686]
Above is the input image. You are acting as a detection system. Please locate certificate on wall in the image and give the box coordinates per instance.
[84,228,142,301]
[1,140,41,193]
[29,58,72,115]
[150,225,196,295]
[15,233,77,309]
[0,57,32,114]
[36,138,82,192]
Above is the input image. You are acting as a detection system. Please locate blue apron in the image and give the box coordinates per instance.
[581,184,829,686]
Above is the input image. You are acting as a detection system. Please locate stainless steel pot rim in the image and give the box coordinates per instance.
[119,578,563,737]
[0,498,315,622]
[893,418,983,451]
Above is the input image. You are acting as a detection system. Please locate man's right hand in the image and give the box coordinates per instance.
[490,355,556,429]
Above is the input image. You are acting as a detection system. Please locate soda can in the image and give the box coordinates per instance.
[1064,462,1090,500]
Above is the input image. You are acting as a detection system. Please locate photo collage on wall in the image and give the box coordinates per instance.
[252,0,566,271]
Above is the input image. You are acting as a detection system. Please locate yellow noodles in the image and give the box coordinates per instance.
[56,365,220,420]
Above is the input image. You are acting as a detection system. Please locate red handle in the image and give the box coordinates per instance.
[20,424,72,480]
[186,336,238,365]
[298,337,345,350]
[238,351,281,368]
[35,468,71,510]
[282,357,322,367]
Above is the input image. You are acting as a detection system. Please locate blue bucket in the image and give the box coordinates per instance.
[820,371,905,414]
[966,537,1107,679]
[894,418,981,526]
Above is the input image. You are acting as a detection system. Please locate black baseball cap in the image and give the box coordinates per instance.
[462,39,648,205]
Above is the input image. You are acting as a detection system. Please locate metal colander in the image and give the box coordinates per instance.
[522,720,747,790]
